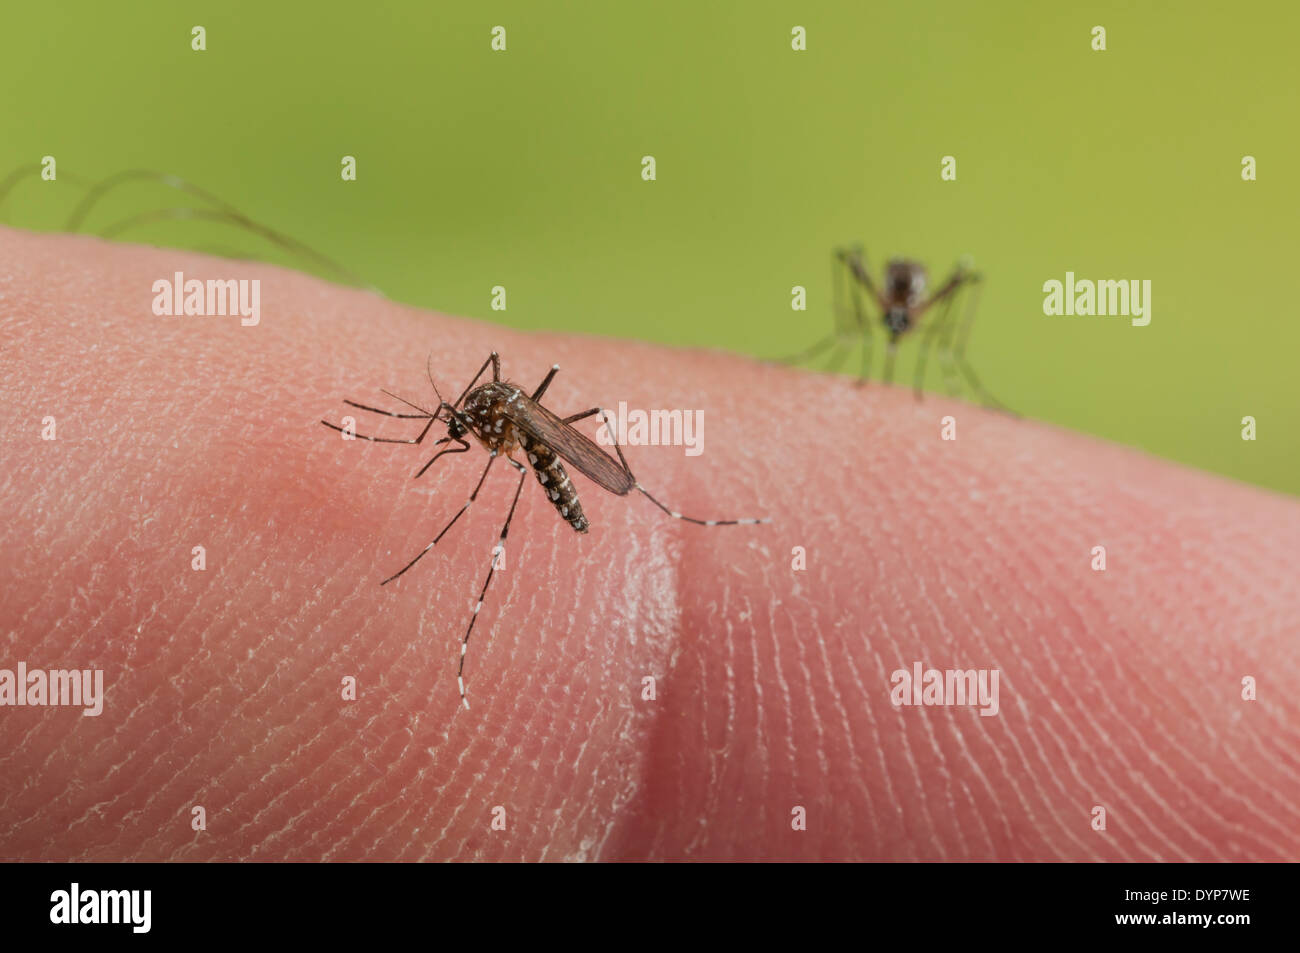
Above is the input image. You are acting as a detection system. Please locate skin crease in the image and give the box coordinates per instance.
[1,228,1298,862]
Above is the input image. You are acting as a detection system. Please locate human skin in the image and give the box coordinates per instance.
[1,227,1297,862]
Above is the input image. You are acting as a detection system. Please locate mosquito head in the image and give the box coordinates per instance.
[885,259,927,308]
[427,398,468,440]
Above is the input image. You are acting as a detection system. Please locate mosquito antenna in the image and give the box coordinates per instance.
[378,389,434,417]
[426,352,446,409]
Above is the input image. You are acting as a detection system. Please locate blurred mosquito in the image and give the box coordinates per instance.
[778,245,1013,413]
[322,352,768,710]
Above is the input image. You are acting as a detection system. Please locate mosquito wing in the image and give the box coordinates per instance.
[503,396,634,496]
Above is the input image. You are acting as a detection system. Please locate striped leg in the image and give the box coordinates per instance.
[457,457,529,710]
[320,397,436,444]
[531,363,561,401]
[574,408,770,527]
[450,352,501,407]
[381,451,498,585]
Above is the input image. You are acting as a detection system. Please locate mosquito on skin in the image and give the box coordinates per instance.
[779,245,1014,414]
[321,352,769,710]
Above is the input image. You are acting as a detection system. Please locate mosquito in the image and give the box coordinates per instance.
[779,245,1013,413]
[321,352,769,710]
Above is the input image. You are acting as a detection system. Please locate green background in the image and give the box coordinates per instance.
[3,1,1296,494]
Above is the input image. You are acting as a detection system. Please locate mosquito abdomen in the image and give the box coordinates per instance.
[519,433,589,533]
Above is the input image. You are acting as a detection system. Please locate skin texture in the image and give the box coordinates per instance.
[1,227,1297,862]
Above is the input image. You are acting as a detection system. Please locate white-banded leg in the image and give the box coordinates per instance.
[360,390,477,478]
[381,451,499,585]
[321,397,436,444]
[413,437,469,478]
[531,363,561,401]
[442,352,501,411]
[456,457,528,710]
[581,408,770,526]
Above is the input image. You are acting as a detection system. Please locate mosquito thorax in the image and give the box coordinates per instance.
[885,259,927,308]
[459,382,523,450]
